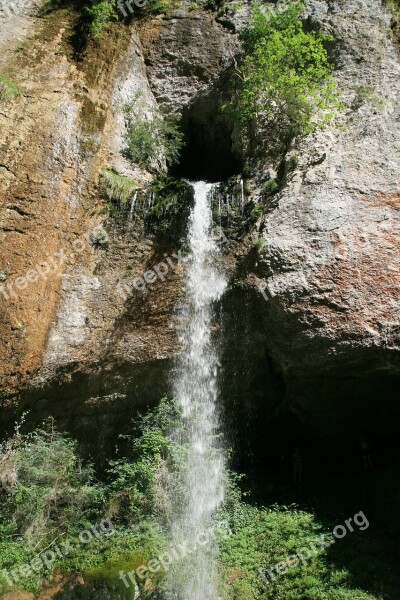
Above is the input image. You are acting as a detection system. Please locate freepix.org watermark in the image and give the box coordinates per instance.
[116,250,183,300]
[259,510,369,586]
[0,226,105,302]
[2,518,115,588]
[116,0,147,16]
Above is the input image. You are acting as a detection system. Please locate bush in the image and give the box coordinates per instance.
[107,398,182,525]
[262,178,279,196]
[126,107,184,173]
[90,226,109,247]
[0,420,102,550]
[232,1,341,139]
[85,0,119,36]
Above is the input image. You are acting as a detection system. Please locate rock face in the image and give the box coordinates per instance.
[0,0,399,457]
[0,0,240,455]
[227,0,400,444]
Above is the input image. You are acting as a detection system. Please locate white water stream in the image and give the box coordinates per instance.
[169,181,227,599]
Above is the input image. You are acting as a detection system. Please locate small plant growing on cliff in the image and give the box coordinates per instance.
[90,226,109,247]
[125,102,184,173]
[100,168,139,208]
[0,75,20,102]
[85,0,119,36]
[230,1,341,139]
[352,85,385,111]
[262,178,279,196]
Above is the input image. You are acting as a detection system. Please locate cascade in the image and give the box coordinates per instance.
[128,191,137,221]
[169,181,227,599]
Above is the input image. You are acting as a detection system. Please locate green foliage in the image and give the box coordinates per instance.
[0,403,177,594]
[148,177,190,216]
[253,236,267,250]
[107,398,182,524]
[217,492,380,600]
[99,168,139,208]
[85,0,125,36]
[0,405,399,599]
[125,101,184,173]
[249,202,264,223]
[262,178,279,196]
[0,420,102,549]
[240,0,304,53]
[233,1,341,139]
[0,74,20,102]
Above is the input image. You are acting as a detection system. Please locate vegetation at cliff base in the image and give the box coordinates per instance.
[230,1,341,139]
[0,402,397,599]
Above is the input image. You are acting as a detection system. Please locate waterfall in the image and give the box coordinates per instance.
[240,179,244,213]
[169,181,227,599]
[128,191,137,221]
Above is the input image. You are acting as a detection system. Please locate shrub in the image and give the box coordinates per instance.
[107,398,182,525]
[0,74,20,102]
[262,178,279,196]
[126,104,184,173]
[0,420,102,549]
[232,1,341,139]
[85,0,119,36]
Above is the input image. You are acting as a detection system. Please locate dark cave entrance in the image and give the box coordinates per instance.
[172,74,243,182]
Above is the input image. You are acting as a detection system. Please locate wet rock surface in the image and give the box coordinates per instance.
[0,0,399,457]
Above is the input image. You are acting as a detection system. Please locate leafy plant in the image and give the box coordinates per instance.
[262,178,279,196]
[231,1,341,139]
[125,104,184,173]
[0,419,102,549]
[107,397,182,525]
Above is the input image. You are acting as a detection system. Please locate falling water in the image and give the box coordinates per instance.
[239,179,244,213]
[169,181,227,600]
[128,191,137,221]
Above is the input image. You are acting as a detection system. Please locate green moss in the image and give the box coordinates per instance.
[0,74,20,102]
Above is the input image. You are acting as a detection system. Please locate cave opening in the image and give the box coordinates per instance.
[172,75,243,182]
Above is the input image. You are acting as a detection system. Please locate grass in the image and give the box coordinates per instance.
[99,169,139,208]
[0,74,20,102]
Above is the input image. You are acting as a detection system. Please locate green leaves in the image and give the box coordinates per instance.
[234,1,342,139]
[125,104,184,173]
